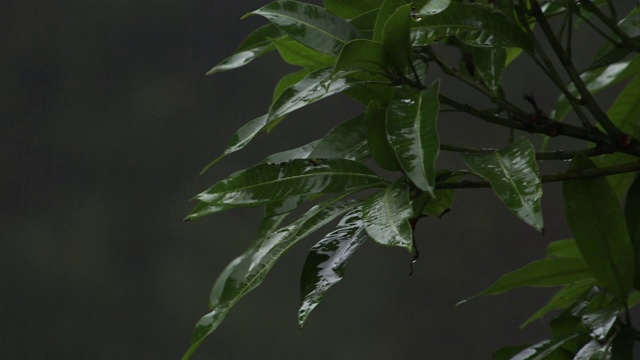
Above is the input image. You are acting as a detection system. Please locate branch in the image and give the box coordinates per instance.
[436,161,640,189]
[581,1,640,53]
[440,144,614,160]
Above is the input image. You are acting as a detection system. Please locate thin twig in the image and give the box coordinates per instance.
[436,161,640,189]
[581,1,640,53]
[440,144,614,160]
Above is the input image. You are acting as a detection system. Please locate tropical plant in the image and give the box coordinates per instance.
[182,0,640,358]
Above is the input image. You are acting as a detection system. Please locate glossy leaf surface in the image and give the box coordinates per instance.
[415,0,451,15]
[366,101,400,171]
[200,115,268,174]
[272,69,309,102]
[411,2,533,51]
[472,47,506,93]
[183,196,360,360]
[309,114,369,160]
[581,306,619,341]
[263,140,319,164]
[298,206,367,327]
[372,0,407,42]
[271,36,336,70]
[188,159,382,220]
[387,81,440,195]
[574,340,610,360]
[248,1,360,56]
[362,180,414,251]
[334,39,393,73]
[564,155,635,302]
[463,137,544,232]
[206,24,283,75]
[323,0,383,19]
[509,335,579,360]
[382,5,412,73]
[521,279,597,328]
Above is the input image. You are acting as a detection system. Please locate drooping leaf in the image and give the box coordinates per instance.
[247,1,361,56]
[624,174,640,289]
[509,335,580,360]
[268,67,362,124]
[298,206,368,327]
[463,137,544,232]
[206,24,283,75]
[187,159,383,220]
[573,340,610,360]
[520,280,597,329]
[463,257,591,301]
[382,5,413,73]
[581,306,619,341]
[365,101,400,171]
[362,180,414,251]
[552,57,640,123]
[263,140,319,164]
[323,0,383,19]
[372,0,407,42]
[309,114,369,160]
[472,47,506,93]
[411,2,533,51]
[546,239,581,259]
[200,115,268,174]
[271,36,336,70]
[563,155,635,302]
[387,81,440,195]
[334,39,393,74]
[414,0,451,15]
[273,69,309,102]
[182,195,360,360]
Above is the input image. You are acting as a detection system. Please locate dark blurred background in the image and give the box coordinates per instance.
[2,1,626,359]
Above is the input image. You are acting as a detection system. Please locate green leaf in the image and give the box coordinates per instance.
[387,81,441,195]
[182,195,360,360]
[247,1,361,56]
[462,137,544,232]
[373,0,407,42]
[206,24,283,75]
[349,9,379,39]
[563,155,635,302]
[334,39,393,74]
[624,175,640,289]
[414,0,451,15]
[382,5,413,73]
[411,2,533,51]
[298,206,368,327]
[581,306,619,341]
[546,239,581,259]
[272,69,309,102]
[271,36,336,70]
[323,0,383,19]
[309,114,369,160]
[268,67,361,124]
[200,114,268,174]
[574,340,610,360]
[362,180,414,251]
[509,335,581,360]
[263,141,319,164]
[552,57,640,123]
[187,159,383,220]
[366,101,400,171]
[472,47,506,93]
[520,280,597,329]
[464,257,591,300]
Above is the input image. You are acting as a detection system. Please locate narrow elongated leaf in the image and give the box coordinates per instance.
[382,5,413,73]
[206,24,283,75]
[625,175,640,288]
[272,69,309,102]
[362,180,414,251]
[510,335,580,360]
[263,141,319,164]
[310,114,369,160]
[268,67,361,123]
[415,0,451,15]
[373,0,407,42]
[520,279,597,328]
[463,137,544,232]
[546,239,581,259]
[466,257,591,299]
[574,340,610,360]
[581,306,619,341]
[323,0,383,19]
[247,1,361,56]
[411,2,533,51]
[552,57,640,123]
[472,47,506,93]
[366,101,400,171]
[334,39,393,73]
[298,206,368,327]
[200,115,268,174]
[563,155,635,302]
[387,81,440,195]
[271,36,336,70]
[187,159,382,220]
[182,196,360,360]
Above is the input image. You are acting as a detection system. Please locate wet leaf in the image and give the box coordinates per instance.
[472,47,506,93]
[382,5,413,73]
[509,335,580,360]
[263,141,319,164]
[187,159,383,220]
[573,340,610,360]
[411,2,533,51]
[200,115,268,174]
[310,114,369,160]
[362,180,414,251]
[563,155,635,302]
[323,0,383,19]
[206,24,283,75]
[366,101,400,171]
[415,0,451,15]
[387,81,440,195]
[247,1,361,56]
[182,196,360,360]
[581,306,619,341]
[298,206,368,327]
[463,137,544,232]
[334,39,393,74]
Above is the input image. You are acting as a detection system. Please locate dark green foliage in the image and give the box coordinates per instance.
[184,1,640,358]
